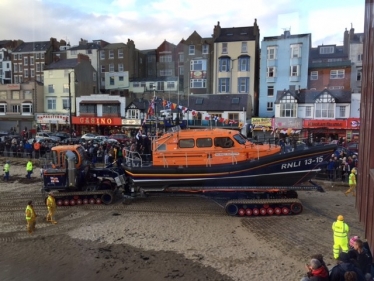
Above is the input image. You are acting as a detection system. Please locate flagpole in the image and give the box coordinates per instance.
[153,85,157,138]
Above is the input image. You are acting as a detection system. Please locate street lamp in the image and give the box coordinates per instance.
[68,71,77,137]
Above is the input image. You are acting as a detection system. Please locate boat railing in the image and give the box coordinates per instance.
[230,150,238,164]
[124,149,143,167]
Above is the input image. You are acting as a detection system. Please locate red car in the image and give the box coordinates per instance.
[108,134,129,144]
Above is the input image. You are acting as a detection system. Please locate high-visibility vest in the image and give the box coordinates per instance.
[349,172,356,185]
[25,205,35,220]
[332,220,349,239]
[4,163,9,172]
[26,161,33,172]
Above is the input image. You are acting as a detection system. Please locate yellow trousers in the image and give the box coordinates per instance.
[345,184,356,196]
[46,207,57,223]
[26,219,36,234]
[333,237,348,259]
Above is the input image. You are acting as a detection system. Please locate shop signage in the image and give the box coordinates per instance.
[122,119,141,125]
[303,119,347,129]
[36,114,69,124]
[72,117,122,126]
[251,118,273,127]
[6,84,20,90]
[190,71,206,79]
[347,118,360,129]
[274,118,302,129]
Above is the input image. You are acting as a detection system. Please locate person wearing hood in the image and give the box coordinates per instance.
[329,252,365,281]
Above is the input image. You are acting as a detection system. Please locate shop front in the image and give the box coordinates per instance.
[121,119,142,137]
[36,114,70,133]
[274,118,303,140]
[302,119,347,143]
[346,118,360,142]
[72,116,123,136]
[250,118,274,141]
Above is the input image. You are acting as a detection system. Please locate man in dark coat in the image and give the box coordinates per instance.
[329,252,365,281]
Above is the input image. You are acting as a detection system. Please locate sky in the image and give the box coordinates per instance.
[0,0,365,50]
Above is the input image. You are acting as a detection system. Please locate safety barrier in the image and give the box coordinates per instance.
[1,150,52,160]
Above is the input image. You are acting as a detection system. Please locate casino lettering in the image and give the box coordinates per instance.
[78,117,113,125]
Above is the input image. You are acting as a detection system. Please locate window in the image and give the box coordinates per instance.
[101,77,105,86]
[36,63,40,72]
[241,42,247,53]
[267,102,273,111]
[319,46,334,54]
[330,69,345,79]
[190,79,206,88]
[339,106,346,118]
[315,92,335,118]
[238,77,249,93]
[63,84,69,93]
[81,104,96,114]
[48,85,54,93]
[179,53,184,62]
[222,43,228,54]
[160,69,172,76]
[36,75,40,82]
[280,93,297,117]
[358,54,363,61]
[62,98,70,110]
[267,47,277,60]
[30,56,34,65]
[118,49,123,58]
[100,50,105,60]
[305,106,312,117]
[179,139,195,148]
[24,57,28,65]
[190,60,206,71]
[41,74,44,83]
[179,66,184,76]
[118,63,124,72]
[101,65,105,73]
[310,71,318,80]
[30,69,34,77]
[329,86,344,90]
[19,63,22,72]
[357,71,362,81]
[290,44,301,58]
[228,113,239,122]
[12,105,20,113]
[41,53,44,59]
[41,64,44,71]
[22,103,32,114]
[109,64,114,72]
[19,54,22,60]
[109,50,114,59]
[202,45,209,54]
[119,76,124,81]
[160,55,172,62]
[231,98,239,104]
[0,104,6,113]
[196,138,212,148]
[71,50,77,55]
[167,82,175,89]
[19,76,23,83]
[110,76,114,85]
[267,67,276,77]
[14,76,19,83]
[267,86,274,97]
[218,78,230,93]
[12,91,20,99]
[24,90,32,100]
[0,91,7,99]
[290,65,300,76]
[195,98,204,104]
[219,58,230,72]
[127,109,139,119]
[189,45,195,55]
[47,98,56,110]
[238,57,249,71]
[93,72,96,81]
[36,53,40,59]
[14,64,18,72]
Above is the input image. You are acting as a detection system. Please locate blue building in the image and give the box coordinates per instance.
[259,30,311,117]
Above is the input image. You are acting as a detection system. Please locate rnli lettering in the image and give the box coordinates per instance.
[78,118,113,125]
[281,161,301,169]
[281,156,324,169]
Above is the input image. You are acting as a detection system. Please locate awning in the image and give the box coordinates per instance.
[80,100,120,104]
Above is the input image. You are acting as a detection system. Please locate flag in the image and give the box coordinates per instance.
[182,107,188,114]
[214,116,218,122]
[204,114,211,120]
[191,110,197,116]
[162,99,167,108]
[171,103,177,110]
[147,99,155,116]
[219,117,225,123]
[166,101,172,108]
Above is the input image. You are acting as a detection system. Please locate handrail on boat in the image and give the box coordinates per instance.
[123,149,143,167]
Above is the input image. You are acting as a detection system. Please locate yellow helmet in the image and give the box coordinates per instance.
[337,215,344,221]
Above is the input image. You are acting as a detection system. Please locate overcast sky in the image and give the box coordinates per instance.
[0,0,365,50]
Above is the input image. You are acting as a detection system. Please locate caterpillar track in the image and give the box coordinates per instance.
[45,190,117,206]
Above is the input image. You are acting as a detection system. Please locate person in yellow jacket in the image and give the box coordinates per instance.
[3,160,10,181]
[46,192,57,224]
[25,200,37,234]
[26,160,33,179]
[332,215,349,259]
[345,167,357,196]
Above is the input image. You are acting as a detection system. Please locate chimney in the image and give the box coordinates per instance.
[343,28,349,55]
[213,21,221,40]
[77,53,89,62]
[349,24,355,42]
[253,18,259,37]
[284,30,291,38]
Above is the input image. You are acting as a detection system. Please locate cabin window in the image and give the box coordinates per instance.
[179,139,195,148]
[214,137,234,148]
[196,138,212,148]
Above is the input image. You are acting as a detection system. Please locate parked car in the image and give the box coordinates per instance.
[80,133,98,141]
[108,134,129,144]
[94,135,118,144]
[54,132,71,140]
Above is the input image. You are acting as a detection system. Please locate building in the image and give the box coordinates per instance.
[42,54,97,132]
[11,38,60,84]
[212,20,260,118]
[0,82,43,133]
[308,44,351,91]
[346,26,364,93]
[183,31,214,96]
[259,31,311,118]
[0,48,12,84]
[142,49,157,78]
